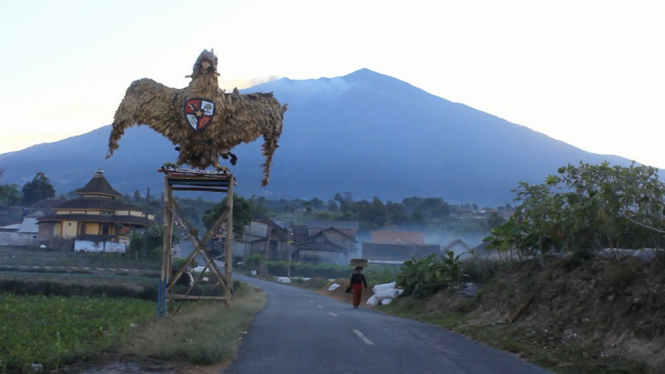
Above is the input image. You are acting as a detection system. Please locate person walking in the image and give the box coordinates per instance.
[349,266,367,308]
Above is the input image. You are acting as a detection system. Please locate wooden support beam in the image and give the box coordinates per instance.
[167,294,228,301]
[225,178,234,305]
[159,170,235,316]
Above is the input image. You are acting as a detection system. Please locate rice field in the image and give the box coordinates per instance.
[0,294,155,373]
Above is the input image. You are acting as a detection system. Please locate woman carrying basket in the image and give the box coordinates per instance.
[349,266,368,308]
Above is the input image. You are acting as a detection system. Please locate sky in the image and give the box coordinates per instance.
[1,0,664,168]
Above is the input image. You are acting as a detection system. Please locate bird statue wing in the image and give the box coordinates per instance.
[107,78,185,158]
[219,90,287,185]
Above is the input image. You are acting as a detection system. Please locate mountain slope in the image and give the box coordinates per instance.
[0,69,635,206]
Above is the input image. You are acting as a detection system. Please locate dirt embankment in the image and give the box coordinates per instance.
[424,255,665,371]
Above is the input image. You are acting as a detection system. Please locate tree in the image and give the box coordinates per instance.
[247,196,268,219]
[21,172,55,206]
[202,194,252,239]
[486,211,505,230]
[0,184,21,206]
[309,197,324,210]
[484,161,665,262]
[327,199,338,212]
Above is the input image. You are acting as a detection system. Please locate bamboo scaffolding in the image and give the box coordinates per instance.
[158,169,235,316]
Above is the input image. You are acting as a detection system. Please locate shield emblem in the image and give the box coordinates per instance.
[184,98,215,131]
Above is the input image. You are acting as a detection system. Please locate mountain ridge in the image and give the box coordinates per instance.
[0,68,636,206]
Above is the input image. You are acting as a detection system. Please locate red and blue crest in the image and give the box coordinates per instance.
[184,98,215,131]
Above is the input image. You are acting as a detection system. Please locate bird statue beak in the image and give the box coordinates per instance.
[201,61,211,71]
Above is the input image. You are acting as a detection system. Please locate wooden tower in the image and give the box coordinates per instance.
[157,168,234,316]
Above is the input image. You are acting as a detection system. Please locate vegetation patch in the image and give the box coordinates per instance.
[385,255,665,374]
[118,285,266,366]
[0,294,154,374]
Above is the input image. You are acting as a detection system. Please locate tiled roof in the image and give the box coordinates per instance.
[75,170,122,197]
[28,198,64,209]
[54,197,140,211]
[37,213,153,226]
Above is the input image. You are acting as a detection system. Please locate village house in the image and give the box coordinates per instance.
[362,230,442,262]
[0,217,39,247]
[36,170,154,252]
[25,198,62,219]
[225,219,360,265]
[296,220,359,264]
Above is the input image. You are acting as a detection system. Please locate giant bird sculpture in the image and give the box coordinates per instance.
[106,49,287,185]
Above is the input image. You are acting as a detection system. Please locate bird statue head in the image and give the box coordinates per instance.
[189,49,219,78]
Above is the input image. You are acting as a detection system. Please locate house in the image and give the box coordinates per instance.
[0,217,39,246]
[223,218,291,262]
[228,220,269,262]
[362,230,441,262]
[295,220,360,264]
[306,220,359,239]
[371,230,424,245]
[37,170,154,252]
[226,219,360,264]
[25,198,63,219]
[254,218,292,260]
[297,226,359,264]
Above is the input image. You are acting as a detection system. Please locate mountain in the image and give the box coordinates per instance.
[0,69,635,206]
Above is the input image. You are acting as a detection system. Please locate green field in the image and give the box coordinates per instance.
[0,294,155,373]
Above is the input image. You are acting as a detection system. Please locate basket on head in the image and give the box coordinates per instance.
[350,258,368,267]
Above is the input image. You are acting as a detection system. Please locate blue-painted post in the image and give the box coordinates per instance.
[157,278,163,317]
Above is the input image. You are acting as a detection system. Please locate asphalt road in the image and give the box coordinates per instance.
[222,275,551,374]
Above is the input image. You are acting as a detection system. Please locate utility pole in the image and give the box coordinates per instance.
[288,228,293,278]
[142,188,150,265]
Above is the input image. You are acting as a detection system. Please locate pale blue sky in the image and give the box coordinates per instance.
[1,0,664,168]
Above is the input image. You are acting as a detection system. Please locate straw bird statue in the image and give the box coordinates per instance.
[106,49,287,185]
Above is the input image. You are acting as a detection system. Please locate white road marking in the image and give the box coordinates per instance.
[329,312,338,317]
[310,300,314,303]
[318,305,323,309]
[353,329,374,345]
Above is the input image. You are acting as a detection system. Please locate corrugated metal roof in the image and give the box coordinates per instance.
[0,224,21,231]
[371,230,424,245]
[18,218,38,233]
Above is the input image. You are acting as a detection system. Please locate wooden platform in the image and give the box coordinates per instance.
[158,168,235,316]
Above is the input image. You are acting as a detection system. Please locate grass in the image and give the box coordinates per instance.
[0,280,267,373]
[0,294,155,374]
[382,294,658,374]
[119,284,267,365]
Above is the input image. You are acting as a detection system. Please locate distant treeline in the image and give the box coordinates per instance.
[123,192,510,236]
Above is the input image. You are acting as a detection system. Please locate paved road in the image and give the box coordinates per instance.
[223,275,551,374]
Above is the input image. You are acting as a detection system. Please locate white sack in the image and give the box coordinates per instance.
[380,297,394,305]
[366,295,379,305]
[373,282,396,293]
[374,288,401,301]
[277,277,292,283]
[327,283,340,291]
